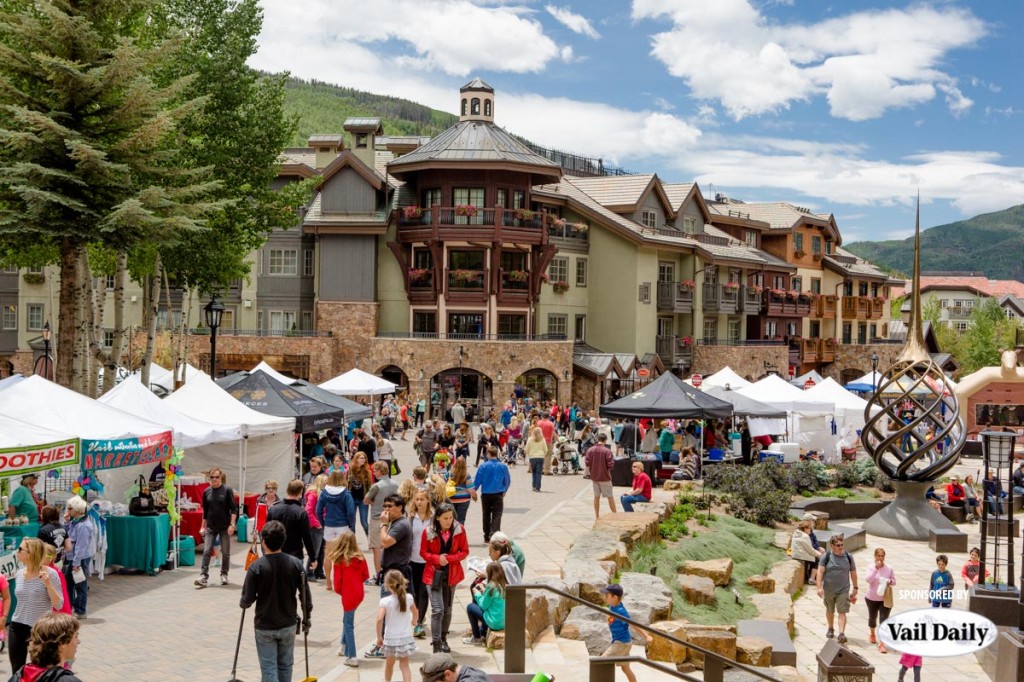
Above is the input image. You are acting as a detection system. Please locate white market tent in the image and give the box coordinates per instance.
[804,377,884,461]
[150,363,209,393]
[251,361,295,385]
[0,413,76,450]
[319,368,397,396]
[737,375,835,453]
[166,373,295,495]
[791,369,825,388]
[701,366,752,390]
[0,374,25,392]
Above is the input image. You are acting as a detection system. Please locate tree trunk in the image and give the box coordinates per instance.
[71,244,88,393]
[55,237,78,387]
[163,267,177,385]
[81,249,97,397]
[140,256,161,388]
[104,252,127,394]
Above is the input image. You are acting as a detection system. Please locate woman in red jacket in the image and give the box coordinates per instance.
[325,531,369,668]
[420,503,469,654]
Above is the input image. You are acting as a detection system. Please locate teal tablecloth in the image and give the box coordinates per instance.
[105,514,171,574]
[0,522,41,547]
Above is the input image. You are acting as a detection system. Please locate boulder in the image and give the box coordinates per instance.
[486,629,505,650]
[566,532,631,571]
[663,479,692,491]
[746,574,775,594]
[735,636,773,667]
[683,623,736,634]
[619,572,674,626]
[774,531,792,550]
[749,592,795,636]
[523,593,550,646]
[769,559,805,595]
[634,500,671,519]
[647,619,689,664]
[529,576,572,631]
[561,557,614,605]
[771,665,811,682]
[677,574,717,606]
[679,558,733,586]
[809,512,830,531]
[684,629,737,669]
[559,607,612,655]
[593,512,661,550]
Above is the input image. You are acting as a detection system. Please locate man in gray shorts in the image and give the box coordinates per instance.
[364,461,398,585]
[815,533,859,644]
[585,433,617,519]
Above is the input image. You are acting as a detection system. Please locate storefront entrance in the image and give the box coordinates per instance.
[431,367,492,422]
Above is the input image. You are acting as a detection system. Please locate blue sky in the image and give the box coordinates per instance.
[251,0,1023,243]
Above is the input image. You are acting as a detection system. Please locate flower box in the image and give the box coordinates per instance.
[680,279,696,290]
[513,208,534,220]
[723,282,740,291]
[786,290,800,299]
[794,250,806,258]
[409,268,431,284]
[455,204,478,217]
[403,206,423,219]
[22,272,45,285]
[506,269,529,283]
[680,336,694,346]
[812,252,823,261]
[552,281,570,294]
[450,269,483,284]
[748,285,763,294]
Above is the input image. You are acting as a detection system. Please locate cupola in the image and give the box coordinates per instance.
[459,77,495,123]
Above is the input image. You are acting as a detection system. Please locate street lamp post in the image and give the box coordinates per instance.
[42,322,51,381]
[204,296,225,379]
[870,352,879,391]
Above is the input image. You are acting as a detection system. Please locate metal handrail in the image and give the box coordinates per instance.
[590,656,704,682]
[505,583,777,682]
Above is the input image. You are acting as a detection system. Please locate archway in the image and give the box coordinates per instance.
[839,368,861,385]
[378,365,408,396]
[513,369,558,404]
[431,366,493,422]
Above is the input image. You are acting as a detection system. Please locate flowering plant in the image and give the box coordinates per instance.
[724,281,740,290]
[451,269,482,284]
[403,205,423,219]
[552,280,570,293]
[786,290,801,299]
[506,269,529,282]
[514,208,534,220]
[681,336,694,346]
[576,222,589,233]
[455,204,478,217]
[409,268,430,283]
[540,272,549,282]
[770,288,786,297]
[680,279,696,290]
[873,296,887,303]
[553,218,567,228]
[748,284,763,294]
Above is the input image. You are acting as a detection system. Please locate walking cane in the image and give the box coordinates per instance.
[300,574,318,682]
[228,607,246,682]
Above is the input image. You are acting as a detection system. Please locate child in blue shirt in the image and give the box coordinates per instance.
[929,554,954,607]
[601,584,652,682]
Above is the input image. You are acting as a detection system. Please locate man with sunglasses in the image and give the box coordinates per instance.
[195,467,238,588]
[815,533,859,644]
[365,493,413,659]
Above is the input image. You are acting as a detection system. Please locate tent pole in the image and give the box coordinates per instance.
[174,474,181,571]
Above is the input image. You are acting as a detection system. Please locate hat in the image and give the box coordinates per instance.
[600,584,624,597]
[420,653,457,678]
[21,473,38,481]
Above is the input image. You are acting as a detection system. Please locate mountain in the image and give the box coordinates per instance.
[280,77,457,147]
[846,204,1024,281]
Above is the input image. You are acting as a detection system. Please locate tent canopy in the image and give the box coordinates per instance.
[218,370,344,432]
[98,375,241,448]
[737,374,834,414]
[844,370,883,392]
[701,367,752,390]
[319,368,397,396]
[600,372,733,419]
[702,385,787,418]
[804,377,880,430]
[166,373,295,437]
[251,361,296,385]
[291,380,373,422]
[791,369,825,388]
[0,374,25,392]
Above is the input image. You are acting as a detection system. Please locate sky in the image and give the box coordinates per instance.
[250,0,1023,244]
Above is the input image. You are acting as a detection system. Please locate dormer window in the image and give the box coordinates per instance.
[461,99,468,116]
[484,100,492,117]
[471,98,480,115]
[355,133,368,148]
[318,147,330,153]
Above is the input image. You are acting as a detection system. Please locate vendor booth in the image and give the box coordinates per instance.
[737,375,835,455]
[319,368,398,396]
[701,366,752,391]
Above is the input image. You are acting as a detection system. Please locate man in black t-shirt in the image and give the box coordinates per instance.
[365,493,413,659]
[37,504,69,565]
[196,467,239,588]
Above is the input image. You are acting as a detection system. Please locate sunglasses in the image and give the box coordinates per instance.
[210,476,222,480]
[382,504,394,509]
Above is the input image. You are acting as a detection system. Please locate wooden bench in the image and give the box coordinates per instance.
[738,619,796,667]
[929,528,967,553]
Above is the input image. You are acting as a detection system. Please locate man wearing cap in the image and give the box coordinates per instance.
[419,652,491,682]
[9,473,41,523]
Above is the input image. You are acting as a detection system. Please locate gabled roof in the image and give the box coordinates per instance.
[343,117,383,133]
[661,182,694,209]
[918,275,1024,299]
[461,77,494,92]
[698,225,796,270]
[386,120,560,182]
[823,246,891,281]
[708,199,840,243]
[572,353,625,380]
[998,294,1024,316]
[308,134,343,146]
[318,149,386,190]
[566,174,674,217]
[302,194,389,229]
[277,148,318,179]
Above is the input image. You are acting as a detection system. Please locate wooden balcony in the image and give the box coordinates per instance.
[762,291,808,316]
[656,335,693,368]
[869,298,885,320]
[800,337,819,363]
[656,282,694,314]
[795,295,813,316]
[397,207,548,245]
[741,287,763,313]
[820,337,836,362]
[445,268,487,304]
[408,272,435,304]
[703,284,740,314]
[948,306,972,319]
[841,296,871,320]
[815,295,837,319]
[788,339,802,367]
[497,270,530,306]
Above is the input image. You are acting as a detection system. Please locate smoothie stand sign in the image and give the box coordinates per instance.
[83,431,174,470]
[0,439,79,477]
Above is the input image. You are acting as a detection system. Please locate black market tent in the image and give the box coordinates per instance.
[599,371,733,419]
[216,369,344,432]
[290,380,373,422]
[702,385,788,418]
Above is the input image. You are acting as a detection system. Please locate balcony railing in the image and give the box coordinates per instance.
[499,271,529,292]
[377,332,567,341]
[869,298,885,319]
[741,286,762,311]
[447,269,486,291]
[842,295,871,320]
[820,337,836,362]
[547,222,589,242]
[656,282,694,314]
[703,283,740,314]
[695,339,786,347]
[655,335,693,367]
[815,295,837,319]
[948,306,973,319]
[801,337,819,363]
[189,328,332,338]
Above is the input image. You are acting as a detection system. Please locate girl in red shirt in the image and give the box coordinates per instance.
[325,530,369,667]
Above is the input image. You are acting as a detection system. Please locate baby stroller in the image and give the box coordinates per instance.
[502,435,524,467]
[552,436,581,475]
[432,448,453,476]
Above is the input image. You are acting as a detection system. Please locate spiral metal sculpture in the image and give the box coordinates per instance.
[862,198,965,482]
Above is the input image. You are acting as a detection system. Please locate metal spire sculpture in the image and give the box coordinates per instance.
[862,196,965,481]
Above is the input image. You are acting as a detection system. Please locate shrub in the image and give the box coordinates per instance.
[788,460,830,493]
[660,501,699,540]
[875,469,895,493]
[831,462,860,489]
[851,457,879,485]
[711,462,795,527]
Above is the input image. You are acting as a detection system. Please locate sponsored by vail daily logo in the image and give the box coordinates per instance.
[878,608,997,657]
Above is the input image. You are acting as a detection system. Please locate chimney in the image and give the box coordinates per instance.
[343,118,383,170]
[308,134,343,169]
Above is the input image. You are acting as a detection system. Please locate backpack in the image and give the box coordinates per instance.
[10,667,78,682]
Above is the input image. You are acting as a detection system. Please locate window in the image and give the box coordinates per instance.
[641,210,657,228]
[869,323,877,340]
[812,235,822,255]
[843,281,854,296]
[683,216,697,232]
[745,230,757,247]
[303,250,314,277]
[826,241,833,255]
[575,258,587,287]
[27,266,42,274]
[574,315,586,342]
[461,99,467,116]
[842,322,852,344]
[301,311,313,331]
[355,133,368,148]
[27,304,43,330]
[449,250,485,270]
[0,266,16,274]
[220,310,234,331]
[657,317,674,337]
[547,313,567,338]
[499,251,526,272]
[497,314,526,338]
[791,277,802,292]
[940,298,948,308]
[413,249,433,269]
[471,98,480,115]
[639,282,651,304]
[2,305,16,330]
[448,312,483,337]
[422,188,441,208]
[702,319,717,342]
[727,319,741,342]
[793,233,804,252]
[766,321,777,338]
[1006,308,1017,319]
[257,310,263,329]
[859,282,869,296]
[955,322,968,334]
[256,250,263,276]
[484,100,492,117]
[268,249,298,275]
[452,187,485,225]
[857,323,867,344]
[105,274,115,289]
[269,311,296,332]
[810,278,821,294]
[413,311,436,334]
[103,330,115,348]
[704,268,718,285]
[548,257,568,284]
[658,261,675,283]
[809,321,821,338]
[773,275,785,289]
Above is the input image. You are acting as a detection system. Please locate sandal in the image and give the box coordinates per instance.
[878,643,887,654]
[869,633,876,644]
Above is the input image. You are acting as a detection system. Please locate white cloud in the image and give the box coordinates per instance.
[545,5,601,39]
[631,1,986,120]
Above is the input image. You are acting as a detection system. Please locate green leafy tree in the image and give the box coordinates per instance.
[0,0,221,388]
[959,298,1017,374]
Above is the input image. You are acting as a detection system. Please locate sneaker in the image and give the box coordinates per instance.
[826,628,834,639]
[213,558,221,568]
[74,612,86,620]
[413,624,426,639]
[837,633,847,644]
[364,645,385,659]
[364,577,378,586]
[336,647,345,657]
[344,657,359,668]
[194,576,208,588]
[220,574,228,586]
[462,636,485,646]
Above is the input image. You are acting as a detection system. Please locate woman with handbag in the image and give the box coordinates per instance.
[420,503,469,654]
[864,547,896,653]
[445,458,476,526]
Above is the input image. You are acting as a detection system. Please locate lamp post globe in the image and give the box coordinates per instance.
[204,296,225,378]
[41,321,52,381]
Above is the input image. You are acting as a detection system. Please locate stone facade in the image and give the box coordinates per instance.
[692,345,789,381]
[824,343,901,382]
[317,300,379,371]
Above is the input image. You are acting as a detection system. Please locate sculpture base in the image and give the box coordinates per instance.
[969,584,1021,627]
[862,480,958,540]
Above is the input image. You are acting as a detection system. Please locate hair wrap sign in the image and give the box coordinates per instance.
[82,431,173,470]
[0,439,79,477]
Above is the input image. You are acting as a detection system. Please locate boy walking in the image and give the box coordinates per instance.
[600,584,652,682]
